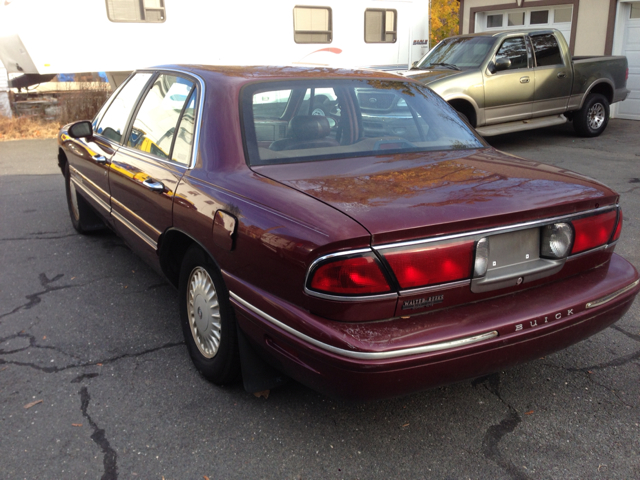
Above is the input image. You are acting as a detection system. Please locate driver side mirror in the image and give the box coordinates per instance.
[68,120,93,139]
[412,61,419,69]
[494,57,512,72]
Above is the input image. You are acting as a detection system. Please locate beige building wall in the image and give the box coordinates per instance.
[573,0,611,55]
[459,0,614,55]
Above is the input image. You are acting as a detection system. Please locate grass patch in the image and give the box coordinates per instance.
[1,83,112,141]
[0,115,61,141]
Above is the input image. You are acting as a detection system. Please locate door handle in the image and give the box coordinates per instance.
[142,178,165,191]
[557,72,566,78]
[93,155,107,163]
[520,76,530,83]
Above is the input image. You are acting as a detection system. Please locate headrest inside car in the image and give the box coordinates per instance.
[289,116,331,140]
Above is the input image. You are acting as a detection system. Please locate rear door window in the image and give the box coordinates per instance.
[95,73,152,143]
[531,34,563,67]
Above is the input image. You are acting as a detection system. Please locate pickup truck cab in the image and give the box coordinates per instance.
[403,29,629,137]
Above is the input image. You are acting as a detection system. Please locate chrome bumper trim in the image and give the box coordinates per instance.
[585,279,640,309]
[229,291,498,360]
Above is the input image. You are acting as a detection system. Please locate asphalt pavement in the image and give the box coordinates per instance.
[1,120,639,479]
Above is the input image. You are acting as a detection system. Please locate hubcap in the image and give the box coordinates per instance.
[587,103,605,130]
[69,180,80,221]
[187,267,221,358]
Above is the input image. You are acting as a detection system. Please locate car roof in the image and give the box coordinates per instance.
[446,28,560,40]
[146,64,410,84]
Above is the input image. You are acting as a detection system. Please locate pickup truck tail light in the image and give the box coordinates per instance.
[570,210,618,254]
[308,254,392,295]
[382,241,475,289]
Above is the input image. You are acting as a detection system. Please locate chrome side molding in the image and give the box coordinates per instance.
[230,291,498,360]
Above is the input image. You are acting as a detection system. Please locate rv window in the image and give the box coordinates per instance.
[126,74,195,162]
[106,0,166,23]
[364,9,397,43]
[293,6,332,43]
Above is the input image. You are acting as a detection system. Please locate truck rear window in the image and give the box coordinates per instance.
[531,34,564,67]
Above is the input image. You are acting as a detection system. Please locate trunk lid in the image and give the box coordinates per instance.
[251,148,618,245]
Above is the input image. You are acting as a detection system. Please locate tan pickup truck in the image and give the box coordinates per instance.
[403,29,629,137]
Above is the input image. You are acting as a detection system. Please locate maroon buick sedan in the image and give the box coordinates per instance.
[57,66,639,400]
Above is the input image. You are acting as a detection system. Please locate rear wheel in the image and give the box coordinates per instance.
[179,246,240,384]
[64,162,104,233]
[573,93,609,137]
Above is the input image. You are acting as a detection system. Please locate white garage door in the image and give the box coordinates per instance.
[617,3,640,120]
[475,5,573,45]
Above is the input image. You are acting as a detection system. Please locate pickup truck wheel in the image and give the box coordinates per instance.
[64,163,104,233]
[179,246,240,385]
[573,94,609,137]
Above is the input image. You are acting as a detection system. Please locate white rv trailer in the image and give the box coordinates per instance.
[0,0,430,86]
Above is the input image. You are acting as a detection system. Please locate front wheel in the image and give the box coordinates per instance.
[179,246,240,384]
[573,93,609,137]
[64,162,104,233]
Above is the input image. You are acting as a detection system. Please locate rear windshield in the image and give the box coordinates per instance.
[241,79,485,165]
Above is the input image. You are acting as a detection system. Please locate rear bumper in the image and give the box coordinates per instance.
[226,254,639,401]
[613,87,630,104]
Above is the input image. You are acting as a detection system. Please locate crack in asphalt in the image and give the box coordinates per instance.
[619,186,640,194]
[0,273,72,321]
[0,331,82,360]
[0,233,79,241]
[0,341,184,373]
[79,386,118,480]
[72,373,100,383]
[610,325,640,343]
[565,349,640,373]
[472,374,530,480]
[582,374,635,409]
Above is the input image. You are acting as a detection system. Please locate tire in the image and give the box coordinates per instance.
[573,93,609,137]
[179,245,240,385]
[64,162,104,233]
[311,106,328,116]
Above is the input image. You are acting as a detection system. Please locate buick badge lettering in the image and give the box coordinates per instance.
[402,295,444,310]
[514,308,575,332]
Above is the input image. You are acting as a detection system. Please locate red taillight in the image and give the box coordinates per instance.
[612,208,623,242]
[383,241,474,289]
[309,255,391,295]
[570,210,617,254]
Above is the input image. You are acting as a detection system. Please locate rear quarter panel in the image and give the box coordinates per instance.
[569,56,629,109]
